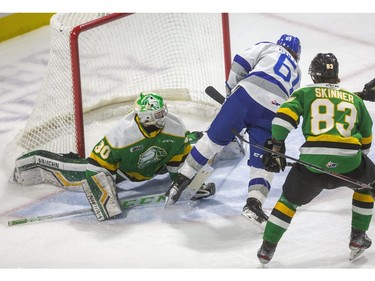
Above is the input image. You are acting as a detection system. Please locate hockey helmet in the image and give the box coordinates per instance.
[277,34,301,61]
[308,53,339,83]
[134,92,168,128]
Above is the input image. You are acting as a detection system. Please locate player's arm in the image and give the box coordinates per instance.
[263,91,303,172]
[225,43,266,95]
[86,137,119,179]
[165,137,192,181]
[357,100,373,154]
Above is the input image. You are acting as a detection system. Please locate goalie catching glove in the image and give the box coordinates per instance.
[262,138,286,173]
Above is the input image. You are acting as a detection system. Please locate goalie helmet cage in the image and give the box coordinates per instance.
[5,13,232,173]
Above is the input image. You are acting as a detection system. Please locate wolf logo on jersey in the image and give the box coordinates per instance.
[138,146,168,169]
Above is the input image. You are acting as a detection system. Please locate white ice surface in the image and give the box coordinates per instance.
[1,13,375,279]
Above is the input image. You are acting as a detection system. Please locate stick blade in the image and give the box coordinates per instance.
[205,86,225,105]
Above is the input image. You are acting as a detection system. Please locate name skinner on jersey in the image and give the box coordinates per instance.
[315,88,354,103]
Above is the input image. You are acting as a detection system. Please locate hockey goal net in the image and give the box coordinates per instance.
[5,13,231,173]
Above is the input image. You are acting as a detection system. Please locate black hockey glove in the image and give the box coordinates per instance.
[262,138,286,173]
[359,78,375,102]
[369,181,375,200]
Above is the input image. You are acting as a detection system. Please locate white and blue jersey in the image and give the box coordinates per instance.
[183,41,301,183]
[227,41,301,109]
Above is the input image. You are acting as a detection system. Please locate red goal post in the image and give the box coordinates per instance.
[71,13,232,157]
[6,13,232,173]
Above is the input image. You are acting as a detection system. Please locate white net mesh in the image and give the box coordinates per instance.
[5,13,228,173]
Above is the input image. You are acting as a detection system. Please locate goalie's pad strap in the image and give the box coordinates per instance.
[82,172,122,221]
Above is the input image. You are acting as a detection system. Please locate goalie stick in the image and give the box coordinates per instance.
[232,129,375,191]
[8,192,166,226]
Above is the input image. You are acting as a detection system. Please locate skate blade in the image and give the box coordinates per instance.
[241,211,266,230]
[164,197,175,207]
[349,249,365,261]
[164,189,178,207]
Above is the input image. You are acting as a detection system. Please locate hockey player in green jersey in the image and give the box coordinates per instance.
[258,53,375,264]
[13,92,216,221]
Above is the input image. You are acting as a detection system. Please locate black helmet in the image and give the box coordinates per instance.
[308,53,339,83]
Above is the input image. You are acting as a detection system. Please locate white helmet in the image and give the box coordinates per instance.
[134,92,168,128]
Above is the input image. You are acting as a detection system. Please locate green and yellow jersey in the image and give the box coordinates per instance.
[87,110,191,182]
[272,83,373,173]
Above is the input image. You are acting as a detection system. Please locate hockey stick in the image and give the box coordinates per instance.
[232,129,374,191]
[205,86,296,166]
[8,192,166,226]
[205,86,226,105]
[206,86,373,189]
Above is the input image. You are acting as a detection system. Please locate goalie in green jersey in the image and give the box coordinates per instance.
[258,53,375,264]
[13,92,216,221]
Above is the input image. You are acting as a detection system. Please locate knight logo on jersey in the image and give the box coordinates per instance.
[271,100,281,106]
[326,161,338,169]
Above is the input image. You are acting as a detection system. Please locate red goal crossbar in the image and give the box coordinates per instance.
[70,13,231,157]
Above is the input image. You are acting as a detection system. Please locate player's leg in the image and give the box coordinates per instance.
[13,150,87,191]
[81,172,122,221]
[242,127,274,228]
[258,164,323,264]
[341,155,375,260]
[166,87,249,204]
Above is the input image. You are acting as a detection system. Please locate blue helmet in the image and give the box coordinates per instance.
[277,34,301,61]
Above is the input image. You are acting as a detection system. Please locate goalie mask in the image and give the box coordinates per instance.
[134,92,168,128]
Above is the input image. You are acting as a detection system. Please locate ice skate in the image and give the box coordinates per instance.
[257,240,277,265]
[164,173,191,206]
[242,198,269,229]
[349,228,372,261]
[191,182,216,200]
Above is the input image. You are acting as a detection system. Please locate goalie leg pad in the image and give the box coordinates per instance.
[82,172,122,221]
[13,150,87,191]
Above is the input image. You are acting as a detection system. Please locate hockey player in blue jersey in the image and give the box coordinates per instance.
[164,34,302,228]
